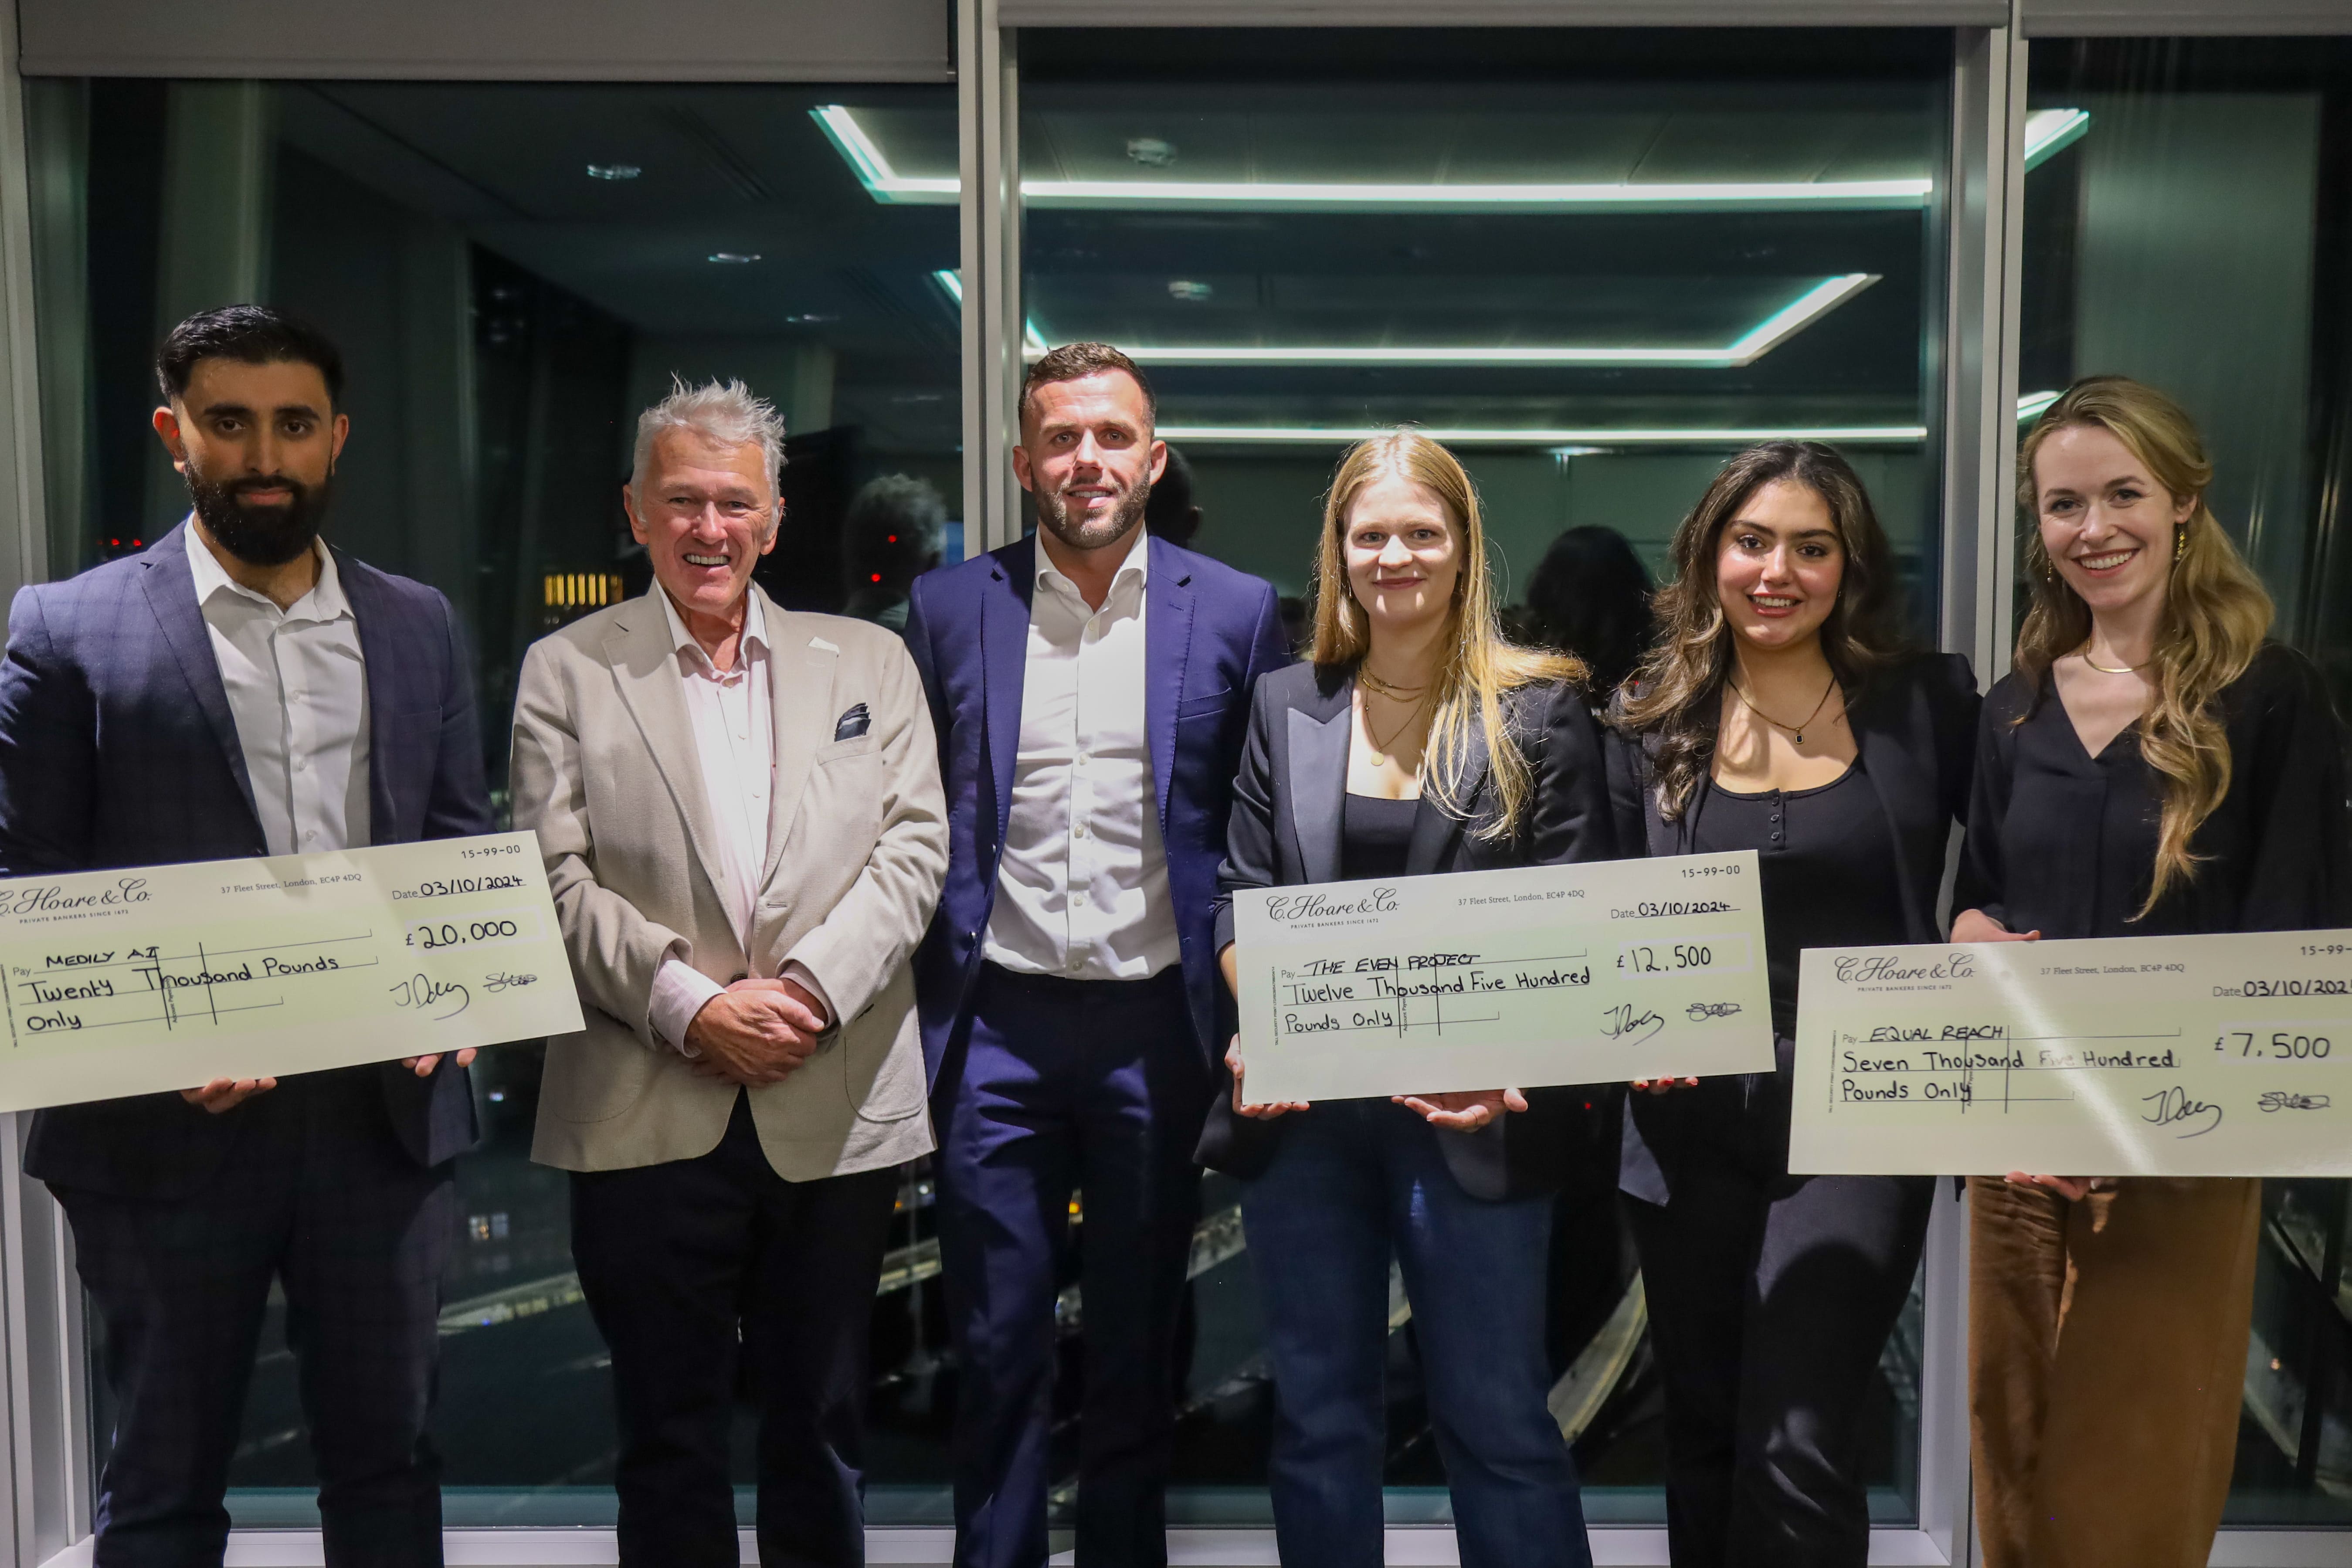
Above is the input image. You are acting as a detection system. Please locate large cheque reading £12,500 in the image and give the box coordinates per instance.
[1789,928,2352,1178]
[0,832,583,1111]
[1232,852,1775,1105]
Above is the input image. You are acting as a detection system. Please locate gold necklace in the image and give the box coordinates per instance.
[1358,664,1428,700]
[1728,674,1840,746]
[1361,690,1427,766]
[2077,642,2150,675]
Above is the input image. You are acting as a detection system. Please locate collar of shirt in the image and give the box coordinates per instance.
[1034,523,1150,610]
[655,583,770,681]
[182,516,353,625]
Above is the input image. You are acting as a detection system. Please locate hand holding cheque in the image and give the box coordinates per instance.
[0,832,583,1111]
[1229,851,1775,1106]
[1789,927,2352,1178]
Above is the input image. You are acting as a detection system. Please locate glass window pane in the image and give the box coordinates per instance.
[24,75,962,1528]
[998,26,1953,1527]
[2021,34,2352,1529]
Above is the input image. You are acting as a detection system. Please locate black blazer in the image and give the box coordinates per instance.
[1606,652,1980,1203]
[1199,661,1616,1200]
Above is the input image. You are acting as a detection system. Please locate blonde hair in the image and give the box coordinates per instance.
[2015,375,2274,918]
[1310,430,1583,839]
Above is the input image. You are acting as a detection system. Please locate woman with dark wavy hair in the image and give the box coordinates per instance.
[1953,377,2349,1568]
[1608,442,1978,1565]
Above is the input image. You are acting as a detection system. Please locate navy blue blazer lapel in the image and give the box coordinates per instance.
[1144,536,1195,832]
[1287,674,1351,886]
[334,548,417,846]
[982,537,1036,857]
[139,524,263,836]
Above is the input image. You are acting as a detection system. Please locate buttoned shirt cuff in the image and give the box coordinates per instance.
[778,960,835,1031]
[651,957,726,1057]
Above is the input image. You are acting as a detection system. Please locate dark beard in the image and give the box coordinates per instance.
[188,470,333,567]
[1038,474,1150,556]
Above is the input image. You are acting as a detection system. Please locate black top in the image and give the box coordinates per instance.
[1690,767,1908,1037]
[1958,644,2351,940]
[1606,652,1982,1205]
[1341,791,1419,881]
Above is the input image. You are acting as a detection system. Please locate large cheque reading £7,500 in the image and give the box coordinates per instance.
[1232,852,1776,1106]
[1789,928,2352,1178]
[0,832,584,1112]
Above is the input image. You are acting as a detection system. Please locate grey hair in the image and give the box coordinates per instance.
[629,377,787,498]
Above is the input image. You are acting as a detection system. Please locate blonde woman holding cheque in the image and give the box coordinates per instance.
[1203,431,1607,1568]
[1953,376,2350,1567]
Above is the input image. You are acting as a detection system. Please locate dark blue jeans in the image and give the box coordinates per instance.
[1240,1101,1593,1568]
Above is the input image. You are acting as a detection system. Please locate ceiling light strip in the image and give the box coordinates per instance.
[1007,273,1878,370]
[2023,109,2092,171]
[1155,424,1931,446]
[818,106,1932,212]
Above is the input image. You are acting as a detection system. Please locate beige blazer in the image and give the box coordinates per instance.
[511,586,947,1178]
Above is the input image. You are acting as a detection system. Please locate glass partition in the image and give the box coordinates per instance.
[969,25,1952,1527]
[21,75,964,1528]
[2019,33,2352,1527]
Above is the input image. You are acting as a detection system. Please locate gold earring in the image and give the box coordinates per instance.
[2175,527,2188,563]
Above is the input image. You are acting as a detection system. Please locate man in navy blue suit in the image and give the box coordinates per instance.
[0,307,491,1567]
[903,343,1287,1568]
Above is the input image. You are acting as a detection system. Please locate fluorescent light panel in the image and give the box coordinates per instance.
[1157,424,1931,446]
[1018,273,1878,370]
[819,106,1931,212]
[2017,388,2062,420]
[1157,392,2055,447]
[2023,109,2092,170]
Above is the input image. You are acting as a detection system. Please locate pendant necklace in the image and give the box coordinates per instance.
[1728,674,1839,746]
[1362,691,1427,767]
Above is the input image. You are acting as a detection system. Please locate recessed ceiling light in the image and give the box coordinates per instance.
[815,105,1934,212]
[2023,109,2091,170]
[1166,280,1214,302]
[785,312,839,324]
[709,252,762,264]
[1025,273,1878,370]
[586,163,641,181]
[1127,137,1178,168]
[1155,423,1931,447]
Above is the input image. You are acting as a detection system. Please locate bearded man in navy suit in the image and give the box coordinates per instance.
[903,343,1287,1568]
[0,307,490,1567]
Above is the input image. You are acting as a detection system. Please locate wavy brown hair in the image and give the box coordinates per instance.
[1618,441,1910,817]
[2015,376,2273,918]
[1310,430,1583,839]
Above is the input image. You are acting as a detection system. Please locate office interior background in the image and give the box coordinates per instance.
[0,0,2348,1564]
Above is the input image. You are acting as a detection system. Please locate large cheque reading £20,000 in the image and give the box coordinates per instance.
[0,832,583,1111]
[1232,852,1775,1106]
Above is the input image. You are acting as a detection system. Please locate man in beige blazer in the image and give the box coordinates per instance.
[510,379,946,1568]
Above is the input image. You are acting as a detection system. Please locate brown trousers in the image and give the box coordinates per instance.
[1967,1175,2260,1568]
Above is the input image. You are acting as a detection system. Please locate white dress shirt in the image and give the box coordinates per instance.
[645,588,829,1052]
[984,527,1180,981]
[184,520,370,857]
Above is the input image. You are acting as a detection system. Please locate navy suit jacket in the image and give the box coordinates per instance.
[0,523,494,1198]
[902,533,1288,1084]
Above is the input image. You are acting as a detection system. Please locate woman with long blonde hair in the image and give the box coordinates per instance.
[1953,375,2349,1567]
[1201,430,1606,1568]
[1605,441,1977,1565]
